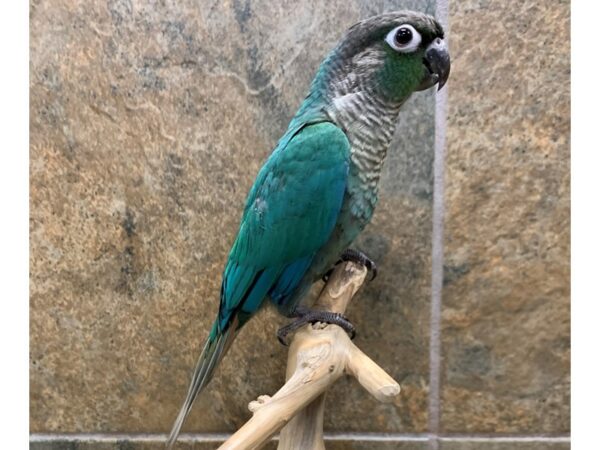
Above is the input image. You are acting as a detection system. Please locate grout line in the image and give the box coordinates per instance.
[327,433,428,441]
[29,432,571,443]
[428,0,450,449]
[439,436,572,443]
[29,433,230,443]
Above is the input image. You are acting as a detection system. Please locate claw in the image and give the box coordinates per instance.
[340,248,378,281]
[321,267,334,282]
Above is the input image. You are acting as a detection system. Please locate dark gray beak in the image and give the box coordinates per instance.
[417,37,451,91]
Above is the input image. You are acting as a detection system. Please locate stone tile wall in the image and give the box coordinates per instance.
[441,0,570,437]
[30,0,569,448]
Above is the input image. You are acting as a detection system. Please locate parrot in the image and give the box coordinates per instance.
[167,10,449,448]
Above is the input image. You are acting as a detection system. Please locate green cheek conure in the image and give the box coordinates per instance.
[168,10,450,447]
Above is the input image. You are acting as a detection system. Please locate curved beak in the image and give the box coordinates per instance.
[417,37,451,91]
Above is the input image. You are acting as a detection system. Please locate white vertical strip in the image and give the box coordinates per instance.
[428,0,450,449]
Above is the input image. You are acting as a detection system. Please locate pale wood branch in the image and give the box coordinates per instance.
[217,261,400,450]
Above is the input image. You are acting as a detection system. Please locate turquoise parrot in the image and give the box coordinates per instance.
[168,10,449,447]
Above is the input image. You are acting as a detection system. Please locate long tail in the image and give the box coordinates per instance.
[166,320,237,449]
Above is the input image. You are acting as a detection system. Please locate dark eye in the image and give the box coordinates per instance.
[385,24,422,53]
[395,27,413,46]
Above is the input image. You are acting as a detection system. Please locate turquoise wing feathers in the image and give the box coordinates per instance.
[216,121,351,333]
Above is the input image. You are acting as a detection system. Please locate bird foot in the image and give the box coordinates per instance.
[277,307,356,346]
[322,248,378,282]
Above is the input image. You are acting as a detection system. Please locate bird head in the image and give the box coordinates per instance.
[323,11,450,104]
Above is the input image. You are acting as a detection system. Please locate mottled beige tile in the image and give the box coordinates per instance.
[30,0,437,434]
[442,0,570,434]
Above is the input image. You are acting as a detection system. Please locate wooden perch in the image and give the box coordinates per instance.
[217,261,400,450]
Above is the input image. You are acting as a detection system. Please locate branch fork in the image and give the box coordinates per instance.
[218,261,400,450]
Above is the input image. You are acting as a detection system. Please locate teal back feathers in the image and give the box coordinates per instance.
[219,122,350,328]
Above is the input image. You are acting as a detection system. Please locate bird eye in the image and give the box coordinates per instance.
[385,24,422,53]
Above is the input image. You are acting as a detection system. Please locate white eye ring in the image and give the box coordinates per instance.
[385,24,422,53]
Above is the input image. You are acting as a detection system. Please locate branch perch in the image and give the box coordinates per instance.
[218,261,400,450]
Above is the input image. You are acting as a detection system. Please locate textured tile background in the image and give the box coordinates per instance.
[30,0,570,448]
[30,0,436,437]
[441,0,570,434]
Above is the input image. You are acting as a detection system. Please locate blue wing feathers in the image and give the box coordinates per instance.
[238,268,278,315]
[269,256,314,306]
[216,122,350,333]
